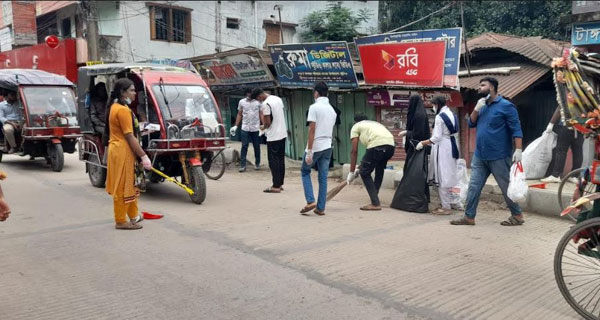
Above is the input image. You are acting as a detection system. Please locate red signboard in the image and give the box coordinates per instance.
[358,41,446,88]
[0,39,78,83]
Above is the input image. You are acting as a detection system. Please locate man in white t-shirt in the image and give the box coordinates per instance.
[251,88,288,193]
[299,82,337,216]
[230,88,261,172]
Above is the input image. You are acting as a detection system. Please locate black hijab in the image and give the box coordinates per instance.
[405,95,430,150]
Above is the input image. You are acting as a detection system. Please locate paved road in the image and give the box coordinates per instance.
[0,153,581,319]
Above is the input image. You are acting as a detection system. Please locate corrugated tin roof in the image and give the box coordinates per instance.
[187,47,273,65]
[463,33,569,66]
[459,62,550,99]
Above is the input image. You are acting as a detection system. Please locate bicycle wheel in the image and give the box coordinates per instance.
[203,150,226,180]
[555,217,600,320]
[559,168,595,221]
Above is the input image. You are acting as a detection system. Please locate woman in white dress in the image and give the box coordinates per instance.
[416,96,461,215]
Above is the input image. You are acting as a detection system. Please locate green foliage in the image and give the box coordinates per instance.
[380,1,572,41]
[299,1,372,42]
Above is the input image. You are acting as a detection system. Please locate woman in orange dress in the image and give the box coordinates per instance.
[104,78,152,230]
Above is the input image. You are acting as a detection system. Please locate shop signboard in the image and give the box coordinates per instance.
[268,41,358,88]
[358,41,446,87]
[572,21,600,46]
[355,27,462,88]
[194,53,275,90]
[367,89,463,108]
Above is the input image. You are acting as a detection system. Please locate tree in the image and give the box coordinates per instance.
[380,1,572,41]
[299,2,372,42]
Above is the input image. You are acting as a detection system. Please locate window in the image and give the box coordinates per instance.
[148,3,192,43]
[61,18,71,38]
[226,18,239,30]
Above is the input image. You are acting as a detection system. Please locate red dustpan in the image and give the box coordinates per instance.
[142,211,164,219]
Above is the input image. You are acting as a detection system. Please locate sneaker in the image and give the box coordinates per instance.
[568,177,580,184]
[238,167,246,173]
[255,165,260,170]
[131,215,144,224]
[541,175,561,183]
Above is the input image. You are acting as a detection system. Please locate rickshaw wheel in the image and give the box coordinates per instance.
[555,217,600,320]
[188,166,206,204]
[203,151,226,180]
[48,143,64,172]
[87,154,106,188]
[559,168,596,221]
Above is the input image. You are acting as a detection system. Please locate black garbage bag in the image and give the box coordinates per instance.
[391,149,429,213]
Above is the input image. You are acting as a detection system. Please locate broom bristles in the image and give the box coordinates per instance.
[326,181,348,201]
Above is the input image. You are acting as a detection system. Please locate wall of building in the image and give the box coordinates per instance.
[94,1,378,62]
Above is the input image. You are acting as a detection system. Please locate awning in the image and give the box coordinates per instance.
[459,63,550,99]
[0,69,73,91]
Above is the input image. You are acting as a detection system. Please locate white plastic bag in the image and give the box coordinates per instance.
[508,162,528,203]
[455,159,469,204]
[522,132,557,179]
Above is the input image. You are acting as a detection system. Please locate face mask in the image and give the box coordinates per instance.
[124,97,132,105]
[433,106,437,114]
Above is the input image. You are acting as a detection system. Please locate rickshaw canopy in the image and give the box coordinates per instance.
[0,69,73,91]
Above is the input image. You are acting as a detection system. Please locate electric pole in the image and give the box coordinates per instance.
[274,5,283,44]
[81,0,99,61]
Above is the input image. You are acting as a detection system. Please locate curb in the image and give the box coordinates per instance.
[341,164,566,218]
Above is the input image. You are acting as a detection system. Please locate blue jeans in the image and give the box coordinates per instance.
[465,155,522,219]
[240,130,260,168]
[301,148,332,212]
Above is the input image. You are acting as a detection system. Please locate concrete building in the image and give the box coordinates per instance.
[0,1,379,63]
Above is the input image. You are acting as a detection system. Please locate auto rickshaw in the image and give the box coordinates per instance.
[0,69,81,171]
[77,63,227,204]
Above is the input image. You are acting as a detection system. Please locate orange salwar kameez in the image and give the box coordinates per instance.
[105,103,140,223]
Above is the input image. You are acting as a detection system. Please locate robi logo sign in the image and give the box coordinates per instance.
[382,50,395,70]
[382,47,420,75]
[358,41,446,88]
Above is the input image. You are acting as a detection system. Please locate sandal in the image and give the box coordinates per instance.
[360,204,382,211]
[313,208,325,216]
[300,203,317,213]
[263,187,281,193]
[500,216,524,226]
[450,217,475,225]
[432,208,452,215]
[115,222,143,230]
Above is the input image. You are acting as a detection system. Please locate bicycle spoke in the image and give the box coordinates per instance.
[576,279,600,306]
[563,257,600,271]
[567,237,600,270]
[584,278,600,312]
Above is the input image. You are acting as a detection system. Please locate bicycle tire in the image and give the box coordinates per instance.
[554,217,600,320]
[559,168,596,221]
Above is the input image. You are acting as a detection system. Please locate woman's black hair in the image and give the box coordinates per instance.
[102,78,135,145]
[431,95,446,116]
[104,78,135,125]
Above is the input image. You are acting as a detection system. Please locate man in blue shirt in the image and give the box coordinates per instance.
[451,77,525,226]
[0,90,23,154]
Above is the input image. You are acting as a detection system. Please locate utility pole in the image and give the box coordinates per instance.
[215,1,222,52]
[274,5,283,44]
[81,0,99,61]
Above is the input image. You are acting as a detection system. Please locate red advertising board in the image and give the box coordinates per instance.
[358,41,446,88]
[0,39,78,83]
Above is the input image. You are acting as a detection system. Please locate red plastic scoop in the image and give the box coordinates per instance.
[142,212,164,219]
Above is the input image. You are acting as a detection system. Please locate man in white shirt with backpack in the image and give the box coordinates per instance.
[299,82,337,216]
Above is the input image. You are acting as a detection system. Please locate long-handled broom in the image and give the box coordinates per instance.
[326,170,359,201]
